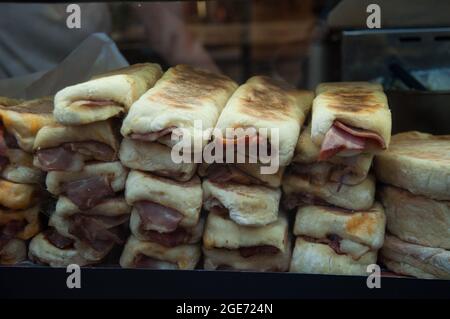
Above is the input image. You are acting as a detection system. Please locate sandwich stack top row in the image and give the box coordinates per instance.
[0,63,448,279]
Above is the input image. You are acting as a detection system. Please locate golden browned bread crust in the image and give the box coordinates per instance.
[0,179,38,209]
[144,64,237,110]
[119,235,201,269]
[289,237,377,275]
[311,82,391,149]
[54,63,163,125]
[379,185,450,249]
[381,234,450,280]
[0,97,55,152]
[375,131,450,200]
[214,76,311,166]
[316,82,383,95]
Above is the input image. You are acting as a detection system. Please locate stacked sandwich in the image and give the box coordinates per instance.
[284,82,391,276]
[0,97,54,264]
[28,63,162,267]
[200,76,312,271]
[375,132,450,279]
[119,65,238,270]
[0,97,22,108]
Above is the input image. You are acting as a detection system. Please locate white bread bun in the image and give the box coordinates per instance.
[289,237,377,275]
[282,173,375,211]
[0,97,55,152]
[202,179,281,226]
[293,203,386,257]
[203,238,291,272]
[54,63,163,125]
[125,170,202,229]
[381,234,450,280]
[119,235,200,270]
[375,131,450,200]
[380,185,450,249]
[203,209,288,252]
[119,138,197,182]
[311,82,391,149]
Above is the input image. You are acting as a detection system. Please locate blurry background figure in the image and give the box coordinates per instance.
[1,0,447,94]
[0,2,219,79]
[0,1,322,85]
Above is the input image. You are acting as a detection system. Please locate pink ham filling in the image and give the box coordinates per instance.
[76,99,119,107]
[142,228,190,247]
[319,121,385,161]
[44,228,74,250]
[135,200,183,233]
[62,175,115,210]
[130,127,176,142]
[36,141,115,171]
[36,147,84,171]
[68,214,126,252]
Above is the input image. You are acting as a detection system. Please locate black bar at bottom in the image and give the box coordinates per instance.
[1,266,449,299]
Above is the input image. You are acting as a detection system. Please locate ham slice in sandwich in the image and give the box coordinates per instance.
[130,210,204,248]
[291,124,374,186]
[311,82,391,161]
[125,170,202,235]
[49,196,131,262]
[33,120,119,172]
[45,161,128,210]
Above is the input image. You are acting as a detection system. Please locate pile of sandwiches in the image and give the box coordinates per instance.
[0,97,53,264]
[28,63,162,266]
[0,62,448,280]
[375,132,450,279]
[284,82,390,276]
[118,65,237,270]
[200,76,312,271]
